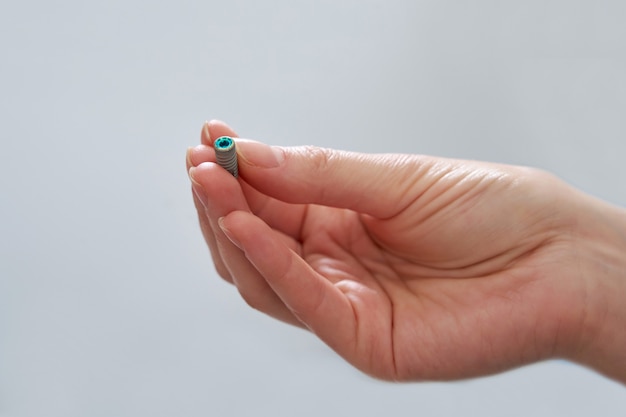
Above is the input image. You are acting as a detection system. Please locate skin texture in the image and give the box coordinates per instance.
[187,120,626,383]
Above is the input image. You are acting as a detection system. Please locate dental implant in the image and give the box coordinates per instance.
[214,136,238,178]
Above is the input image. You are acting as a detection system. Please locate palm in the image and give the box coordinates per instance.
[276,166,576,380]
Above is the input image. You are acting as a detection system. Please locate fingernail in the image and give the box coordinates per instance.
[185,147,194,171]
[237,140,285,168]
[188,167,208,207]
[218,217,242,249]
[201,121,211,144]
[187,144,210,170]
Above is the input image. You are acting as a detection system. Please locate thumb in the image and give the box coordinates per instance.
[236,140,433,218]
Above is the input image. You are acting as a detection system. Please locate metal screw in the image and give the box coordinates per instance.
[214,136,238,178]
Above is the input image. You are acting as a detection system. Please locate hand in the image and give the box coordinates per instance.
[187,121,626,382]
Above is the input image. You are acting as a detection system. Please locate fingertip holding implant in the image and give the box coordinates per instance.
[214,136,238,177]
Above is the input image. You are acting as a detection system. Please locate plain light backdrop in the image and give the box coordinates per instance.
[1,1,625,416]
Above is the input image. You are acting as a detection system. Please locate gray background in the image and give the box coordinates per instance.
[1,0,625,416]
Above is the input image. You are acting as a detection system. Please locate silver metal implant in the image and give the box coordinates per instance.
[214,136,238,177]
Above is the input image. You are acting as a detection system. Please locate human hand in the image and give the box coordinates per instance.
[187,121,626,382]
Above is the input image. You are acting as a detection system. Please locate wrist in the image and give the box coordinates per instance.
[566,192,626,383]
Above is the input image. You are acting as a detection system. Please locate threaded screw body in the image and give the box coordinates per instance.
[214,136,238,177]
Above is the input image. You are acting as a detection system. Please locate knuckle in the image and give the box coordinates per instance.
[299,145,333,172]
[213,262,233,283]
[238,289,266,311]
